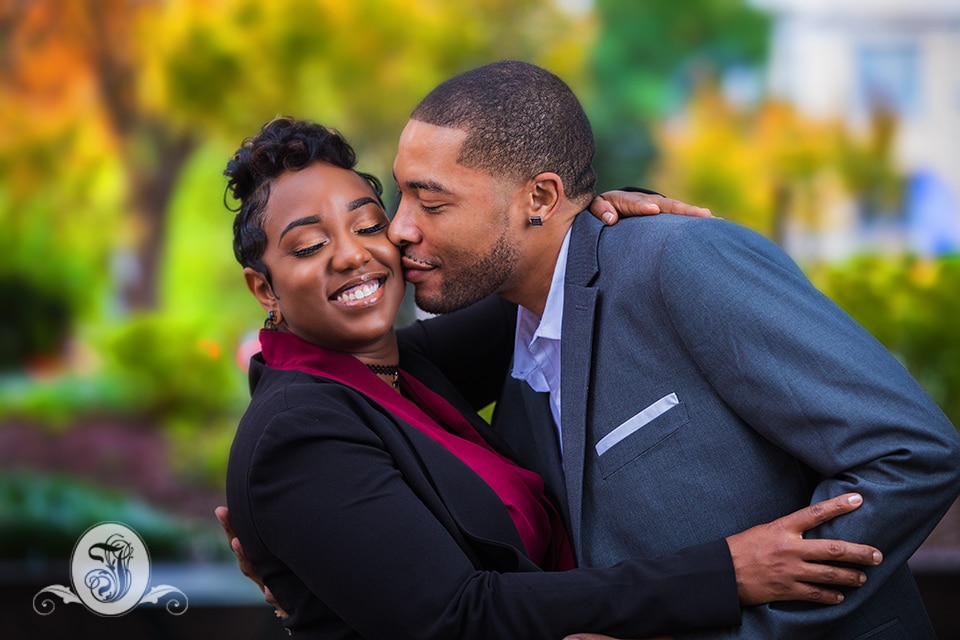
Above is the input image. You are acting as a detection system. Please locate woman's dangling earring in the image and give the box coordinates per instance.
[264,309,280,330]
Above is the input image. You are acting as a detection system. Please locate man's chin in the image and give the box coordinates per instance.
[413,292,450,315]
[414,286,484,315]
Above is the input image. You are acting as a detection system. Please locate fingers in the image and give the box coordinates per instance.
[214,508,267,590]
[776,493,864,534]
[798,538,882,567]
[230,537,245,562]
[595,191,661,223]
[214,510,281,615]
[784,584,847,605]
[771,493,882,566]
[263,586,289,618]
[593,190,713,224]
[791,554,868,588]
[726,493,883,607]
[587,195,621,225]
[652,196,711,218]
[214,506,233,537]
[214,506,245,565]
[598,191,712,218]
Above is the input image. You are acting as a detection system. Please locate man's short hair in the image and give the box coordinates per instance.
[411,60,596,204]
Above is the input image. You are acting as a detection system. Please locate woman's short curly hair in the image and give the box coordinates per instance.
[223,116,383,282]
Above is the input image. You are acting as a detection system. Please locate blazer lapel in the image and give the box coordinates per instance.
[559,213,603,559]
[393,349,531,568]
[516,381,570,528]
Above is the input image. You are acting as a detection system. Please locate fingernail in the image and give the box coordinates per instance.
[836,593,844,603]
[847,494,863,505]
[873,551,883,564]
[859,572,867,584]
[602,212,615,225]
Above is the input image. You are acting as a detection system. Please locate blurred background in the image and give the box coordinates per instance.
[1,0,958,638]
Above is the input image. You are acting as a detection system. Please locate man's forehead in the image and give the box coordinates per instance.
[394,121,470,189]
[399,120,467,149]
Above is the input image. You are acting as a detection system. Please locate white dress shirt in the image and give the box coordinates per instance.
[511,229,571,447]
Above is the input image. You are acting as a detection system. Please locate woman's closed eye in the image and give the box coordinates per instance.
[292,242,326,258]
[356,222,387,235]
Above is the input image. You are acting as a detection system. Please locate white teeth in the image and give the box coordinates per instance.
[337,279,381,303]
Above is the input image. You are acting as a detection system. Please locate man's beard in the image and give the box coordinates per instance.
[414,230,518,314]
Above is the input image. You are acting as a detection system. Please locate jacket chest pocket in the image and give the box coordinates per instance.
[594,393,689,478]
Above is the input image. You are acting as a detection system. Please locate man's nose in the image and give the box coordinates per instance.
[388,199,420,247]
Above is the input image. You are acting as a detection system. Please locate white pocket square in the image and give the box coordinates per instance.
[595,393,680,456]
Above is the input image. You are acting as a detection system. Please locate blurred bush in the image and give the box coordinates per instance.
[0,470,228,562]
[1,315,246,428]
[809,255,960,430]
[0,314,248,492]
[99,315,246,425]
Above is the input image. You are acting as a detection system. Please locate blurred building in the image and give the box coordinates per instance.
[754,0,960,258]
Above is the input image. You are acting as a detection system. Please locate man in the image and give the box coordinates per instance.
[387,60,960,638]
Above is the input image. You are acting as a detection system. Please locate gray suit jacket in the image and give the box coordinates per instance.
[492,212,960,639]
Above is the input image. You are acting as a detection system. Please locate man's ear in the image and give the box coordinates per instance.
[529,172,564,223]
[244,267,277,312]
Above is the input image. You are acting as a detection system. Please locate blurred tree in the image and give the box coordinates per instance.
[650,83,839,238]
[0,0,587,319]
[586,0,770,191]
[649,82,905,245]
[0,0,193,315]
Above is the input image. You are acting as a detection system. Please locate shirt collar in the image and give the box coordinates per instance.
[525,228,570,338]
[512,228,571,375]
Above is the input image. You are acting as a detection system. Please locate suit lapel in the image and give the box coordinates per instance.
[558,213,603,559]
[395,348,530,565]
[516,381,570,528]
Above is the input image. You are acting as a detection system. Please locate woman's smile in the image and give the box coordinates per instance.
[332,274,387,306]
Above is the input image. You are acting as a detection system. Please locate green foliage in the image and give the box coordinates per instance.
[161,141,264,332]
[0,125,127,325]
[0,374,138,427]
[97,315,247,426]
[0,470,227,562]
[0,312,247,433]
[148,0,585,186]
[809,256,960,429]
[587,0,771,190]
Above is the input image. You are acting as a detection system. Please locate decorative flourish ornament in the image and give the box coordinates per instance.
[32,522,188,617]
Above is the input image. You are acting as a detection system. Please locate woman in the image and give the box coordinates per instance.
[222,117,878,639]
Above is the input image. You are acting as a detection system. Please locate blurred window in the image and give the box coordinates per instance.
[856,43,920,118]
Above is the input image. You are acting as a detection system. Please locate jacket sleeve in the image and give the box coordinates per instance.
[246,382,740,640]
[656,220,960,637]
[398,294,517,410]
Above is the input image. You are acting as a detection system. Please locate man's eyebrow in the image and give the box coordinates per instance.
[278,215,320,244]
[393,174,449,194]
